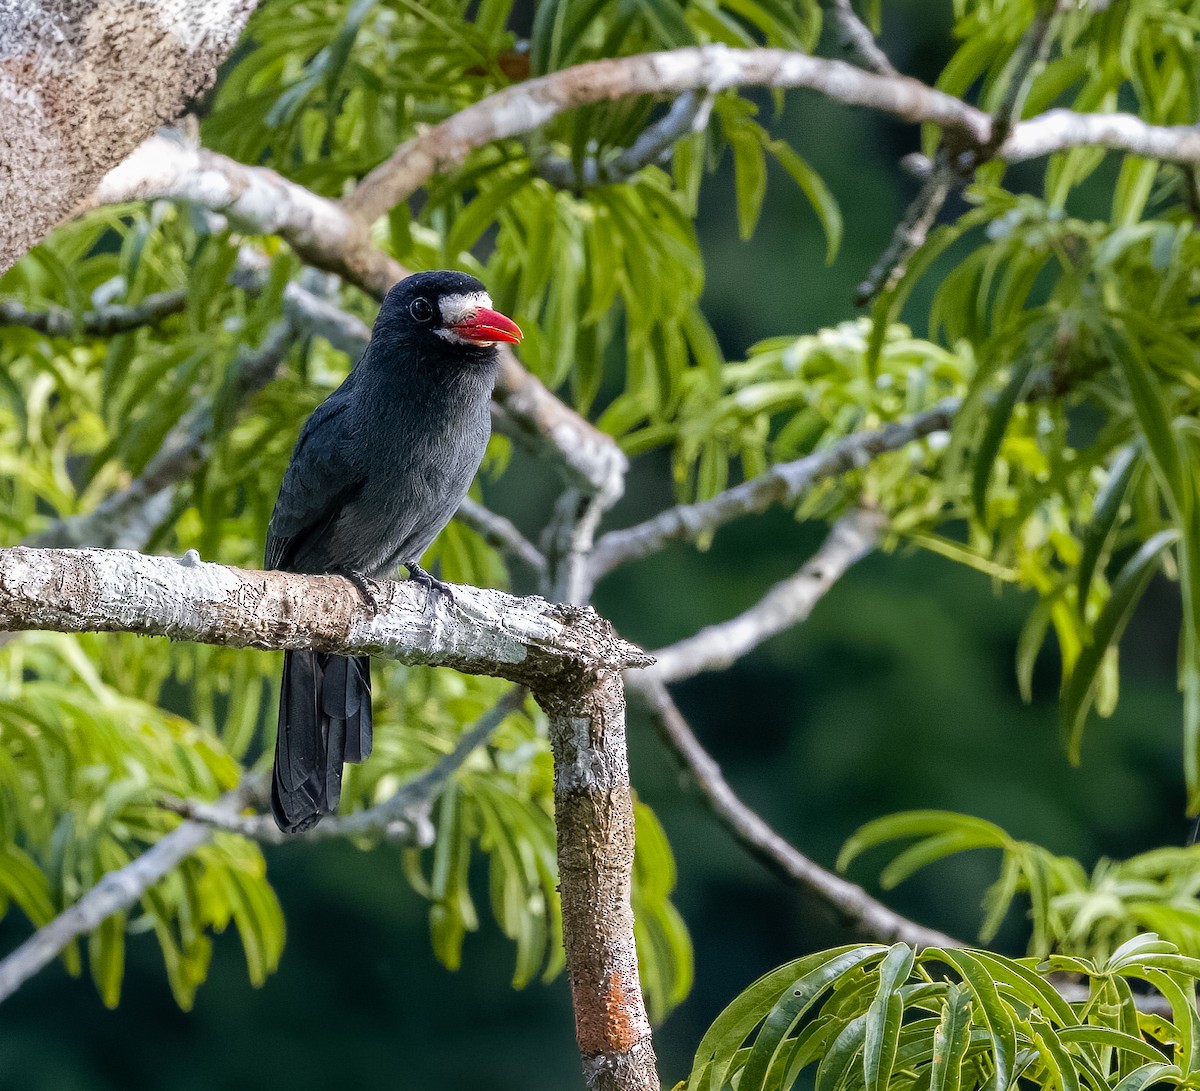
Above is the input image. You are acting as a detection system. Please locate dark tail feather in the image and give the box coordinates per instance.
[271,651,373,833]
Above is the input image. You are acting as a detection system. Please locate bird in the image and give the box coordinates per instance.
[265,270,523,833]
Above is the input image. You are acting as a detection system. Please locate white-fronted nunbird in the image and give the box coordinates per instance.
[265,270,522,833]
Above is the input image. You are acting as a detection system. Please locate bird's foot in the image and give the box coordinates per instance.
[404,561,454,607]
[333,568,381,616]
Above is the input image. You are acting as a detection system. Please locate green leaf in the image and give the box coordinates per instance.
[1060,529,1179,763]
[766,140,843,263]
[929,984,973,1091]
[972,358,1032,525]
[1077,445,1142,620]
[935,949,1017,1091]
[1104,325,1185,516]
[863,944,911,1091]
[738,946,888,1091]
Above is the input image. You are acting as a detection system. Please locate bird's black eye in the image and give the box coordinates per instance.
[409,297,434,323]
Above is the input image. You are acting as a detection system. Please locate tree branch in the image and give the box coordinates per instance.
[535,89,713,189]
[0,547,650,684]
[0,777,257,1005]
[0,545,658,1086]
[0,289,187,337]
[821,0,899,78]
[590,399,958,580]
[165,689,527,845]
[643,510,881,684]
[855,148,960,305]
[540,671,657,1090]
[630,678,960,950]
[456,498,547,578]
[999,108,1200,164]
[345,45,992,222]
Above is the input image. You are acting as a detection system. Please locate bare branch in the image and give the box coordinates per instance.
[1000,108,1200,165]
[644,510,881,684]
[0,544,657,1084]
[345,45,991,222]
[0,778,257,1005]
[630,678,960,950]
[590,399,958,580]
[855,149,960,305]
[535,90,713,189]
[0,289,187,337]
[456,498,547,578]
[545,479,625,604]
[822,0,899,78]
[166,689,527,845]
[0,547,651,686]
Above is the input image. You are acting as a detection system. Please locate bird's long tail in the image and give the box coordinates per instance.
[271,650,372,833]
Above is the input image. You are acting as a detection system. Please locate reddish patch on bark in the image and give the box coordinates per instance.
[572,970,644,1053]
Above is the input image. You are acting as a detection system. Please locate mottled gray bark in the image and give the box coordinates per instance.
[0,0,257,271]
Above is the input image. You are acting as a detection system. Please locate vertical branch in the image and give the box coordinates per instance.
[540,668,658,1091]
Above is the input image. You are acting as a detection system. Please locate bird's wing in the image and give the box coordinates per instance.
[266,395,367,571]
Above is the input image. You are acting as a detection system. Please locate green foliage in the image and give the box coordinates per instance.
[5,0,1200,1047]
[0,633,283,1008]
[687,934,1200,1091]
[840,811,1200,962]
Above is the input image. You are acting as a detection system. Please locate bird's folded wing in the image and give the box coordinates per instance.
[265,395,367,571]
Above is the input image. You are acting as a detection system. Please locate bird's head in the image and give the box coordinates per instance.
[376,271,522,363]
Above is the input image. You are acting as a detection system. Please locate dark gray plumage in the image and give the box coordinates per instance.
[266,270,522,833]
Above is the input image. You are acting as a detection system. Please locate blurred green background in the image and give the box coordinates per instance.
[0,4,1187,1088]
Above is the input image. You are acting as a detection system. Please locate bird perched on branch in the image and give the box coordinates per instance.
[265,271,523,833]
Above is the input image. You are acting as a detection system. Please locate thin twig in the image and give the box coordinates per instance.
[535,90,713,188]
[544,479,624,604]
[643,510,881,684]
[456,498,547,578]
[0,778,258,1004]
[0,289,187,337]
[165,689,527,844]
[990,0,1064,145]
[590,399,959,581]
[822,0,899,78]
[855,148,960,305]
[630,677,961,949]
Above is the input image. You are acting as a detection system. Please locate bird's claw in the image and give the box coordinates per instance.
[404,561,454,607]
[335,568,381,616]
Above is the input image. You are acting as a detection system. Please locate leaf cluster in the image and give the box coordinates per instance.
[688,933,1200,1091]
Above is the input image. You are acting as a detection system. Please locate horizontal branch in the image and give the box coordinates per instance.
[1001,108,1200,165]
[0,548,651,689]
[345,45,991,222]
[631,678,959,950]
[590,399,958,579]
[0,289,186,337]
[0,778,257,1005]
[643,510,880,684]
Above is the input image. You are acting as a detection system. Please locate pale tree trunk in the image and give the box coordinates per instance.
[0,0,258,272]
